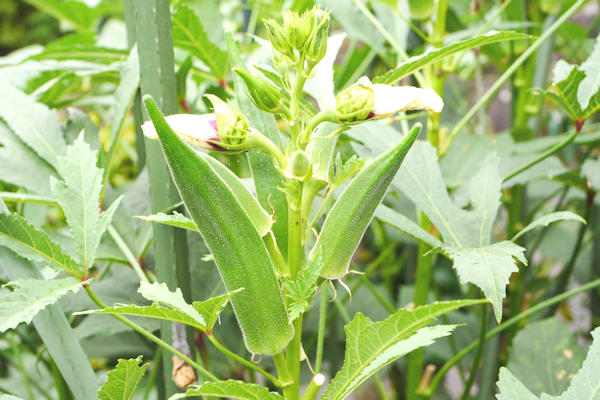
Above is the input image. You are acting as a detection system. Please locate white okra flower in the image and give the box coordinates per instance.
[141,113,223,150]
[335,76,443,123]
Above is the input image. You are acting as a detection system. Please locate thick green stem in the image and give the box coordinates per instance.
[300,374,326,400]
[460,303,489,400]
[314,286,328,374]
[273,352,293,389]
[83,285,218,382]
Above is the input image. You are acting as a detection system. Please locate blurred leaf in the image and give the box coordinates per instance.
[31,33,128,63]
[0,277,85,332]
[98,356,147,400]
[512,211,586,241]
[507,318,585,396]
[50,136,122,269]
[0,213,83,277]
[375,204,443,248]
[22,0,98,32]
[172,6,229,79]
[138,281,206,326]
[137,211,197,231]
[173,380,283,399]
[374,31,530,84]
[322,300,485,400]
[498,326,600,400]
[444,241,526,322]
[582,158,600,191]
[0,76,66,167]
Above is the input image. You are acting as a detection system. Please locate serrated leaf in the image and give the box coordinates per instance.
[497,326,600,400]
[0,76,66,168]
[322,299,486,400]
[284,249,323,322]
[0,213,83,277]
[445,241,527,322]
[512,211,586,241]
[51,135,121,269]
[137,212,198,231]
[171,380,283,400]
[192,290,242,332]
[550,34,600,121]
[172,6,229,78]
[507,318,585,396]
[0,277,85,332]
[98,356,147,400]
[138,281,206,327]
[374,31,530,84]
[375,204,443,248]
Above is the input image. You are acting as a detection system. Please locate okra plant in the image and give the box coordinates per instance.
[0,0,600,399]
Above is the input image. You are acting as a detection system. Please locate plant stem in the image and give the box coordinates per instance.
[143,347,162,400]
[444,0,588,153]
[315,285,328,374]
[460,303,489,400]
[301,110,337,146]
[273,352,293,388]
[107,225,150,283]
[503,129,578,183]
[84,285,217,382]
[420,276,600,397]
[205,334,283,387]
[8,334,34,400]
[300,374,326,400]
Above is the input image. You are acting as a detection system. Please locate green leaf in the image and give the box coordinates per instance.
[507,318,586,396]
[137,211,198,231]
[374,204,443,248]
[0,76,66,168]
[172,6,229,78]
[582,158,600,191]
[192,290,242,332]
[374,31,531,84]
[284,249,323,322]
[550,34,600,121]
[444,241,527,322]
[496,368,538,400]
[98,356,148,400]
[138,281,206,327]
[31,33,128,63]
[51,135,122,269]
[227,34,289,257]
[143,95,293,355]
[22,0,97,31]
[0,123,57,196]
[512,211,586,241]
[497,326,600,399]
[172,380,283,400]
[0,277,85,332]
[322,300,486,400]
[313,124,421,279]
[0,213,83,278]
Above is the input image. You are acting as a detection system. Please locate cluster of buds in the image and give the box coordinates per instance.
[264,7,330,68]
[335,77,444,123]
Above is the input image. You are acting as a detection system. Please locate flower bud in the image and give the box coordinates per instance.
[289,150,311,179]
[234,68,283,114]
[335,79,375,122]
[408,0,435,20]
[283,10,313,51]
[205,94,249,147]
[264,19,293,58]
[306,9,330,66]
[141,113,223,150]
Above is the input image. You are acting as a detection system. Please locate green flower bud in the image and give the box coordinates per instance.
[283,10,313,51]
[306,9,330,66]
[205,94,249,147]
[335,80,375,123]
[408,0,435,20]
[264,18,292,58]
[289,150,311,179]
[233,68,283,114]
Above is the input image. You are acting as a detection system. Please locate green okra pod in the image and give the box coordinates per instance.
[143,95,293,355]
[312,123,422,279]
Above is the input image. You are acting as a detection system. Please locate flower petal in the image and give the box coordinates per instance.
[372,85,443,116]
[142,113,220,150]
